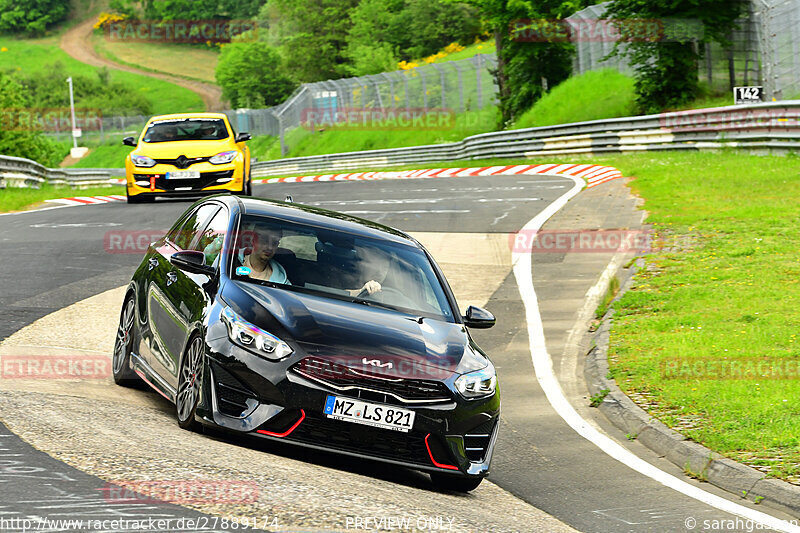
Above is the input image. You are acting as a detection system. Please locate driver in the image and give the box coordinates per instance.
[241,222,290,284]
[198,122,216,139]
[348,246,391,297]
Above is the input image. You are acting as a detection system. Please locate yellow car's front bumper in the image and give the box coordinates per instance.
[125,160,245,197]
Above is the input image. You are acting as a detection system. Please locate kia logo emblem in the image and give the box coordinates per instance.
[362,357,392,369]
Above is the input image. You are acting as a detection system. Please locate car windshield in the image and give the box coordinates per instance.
[143,118,228,143]
[230,215,455,322]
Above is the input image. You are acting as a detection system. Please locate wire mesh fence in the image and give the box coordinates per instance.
[233,54,499,155]
[46,54,499,155]
[46,0,800,154]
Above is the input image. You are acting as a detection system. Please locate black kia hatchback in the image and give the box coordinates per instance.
[113,194,500,491]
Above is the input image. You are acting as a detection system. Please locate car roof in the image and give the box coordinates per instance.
[147,112,229,121]
[235,196,419,247]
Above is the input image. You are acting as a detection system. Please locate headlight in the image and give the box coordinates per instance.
[131,154,156,168]
[209,151,237,164]
[220,306,292,360]
[455,363,497,399]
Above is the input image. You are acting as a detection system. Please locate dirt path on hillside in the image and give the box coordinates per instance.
[60,17,224,111]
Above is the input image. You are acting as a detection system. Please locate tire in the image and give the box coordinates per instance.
[245,177,252,196]
[430,472,483,493]
[126,191,153,204]
[126,190,141,204]
[176,335,204,431]
[112,294,140,386]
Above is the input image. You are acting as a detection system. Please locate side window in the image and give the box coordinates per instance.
[193,207,229,266]
[172,204,220,250]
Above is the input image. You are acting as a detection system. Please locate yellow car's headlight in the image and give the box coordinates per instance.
[131,154,156,168]
[210,151,238,165]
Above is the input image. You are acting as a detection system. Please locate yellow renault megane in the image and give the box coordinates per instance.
[123,113,252,203]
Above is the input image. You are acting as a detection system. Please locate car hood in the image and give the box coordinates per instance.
[224,281,488,377]
[134,139,234,158]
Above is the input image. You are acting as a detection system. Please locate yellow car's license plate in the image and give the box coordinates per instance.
[166,171,200,180]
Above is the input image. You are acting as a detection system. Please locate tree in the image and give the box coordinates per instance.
[259,0,359,83]
[344,0,482,75]
[111,0,267,20]
[458,0,585,126]
[0,0,69,36]
[605,0,746,113]
[215,41,296,107]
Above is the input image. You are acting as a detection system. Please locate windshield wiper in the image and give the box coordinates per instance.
[350,297,401,312]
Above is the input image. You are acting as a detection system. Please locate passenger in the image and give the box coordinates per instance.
[241,223,290,284]
[348,246,392,297]
[198,122,216,139]
[160,124,179,141]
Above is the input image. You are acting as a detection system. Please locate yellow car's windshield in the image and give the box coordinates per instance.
[143,118,229,143]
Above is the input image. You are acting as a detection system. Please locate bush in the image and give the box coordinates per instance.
[13,63,152,116]
[215,41,296,108]
[0,0,69,36]
[0,73,67,167]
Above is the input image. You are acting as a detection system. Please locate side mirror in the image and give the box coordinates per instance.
[170,250,215,276]
[463,306,495,329]
[123,136,136,146]
[235,132,251,143]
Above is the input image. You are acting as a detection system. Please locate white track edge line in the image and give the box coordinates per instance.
[512,174,800,532]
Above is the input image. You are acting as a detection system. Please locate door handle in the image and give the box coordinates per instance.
[148,258,158,271]
[166,271,178,286]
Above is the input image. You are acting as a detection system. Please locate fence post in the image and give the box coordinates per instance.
[381,73,395,108]
[403,71,410,110]
[475,54,483,109]
[451,62,465,112]
[431,63,446,110]
[420,67,428,110]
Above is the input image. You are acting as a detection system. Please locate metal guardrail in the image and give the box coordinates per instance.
[249,101,800,177]
[0,155,115,190]
[19,101,800,182]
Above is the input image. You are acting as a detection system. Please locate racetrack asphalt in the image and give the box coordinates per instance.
[0,175,796,532]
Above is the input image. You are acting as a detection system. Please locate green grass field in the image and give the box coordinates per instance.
[0,184,122,212]
[514,69,637,129]
[92,33,219,83]
[0,37,203,114]
[600,151,800,484]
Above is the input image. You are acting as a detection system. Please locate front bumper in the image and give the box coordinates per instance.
[197,332,500,478]
[126,161,244,197]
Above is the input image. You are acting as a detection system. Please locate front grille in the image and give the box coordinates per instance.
[464,418,496,463]
[291,357,452,405]
[134,170,234,191]
[154,156,209,168]
[287,412,434,467]
[212,364,257,418]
